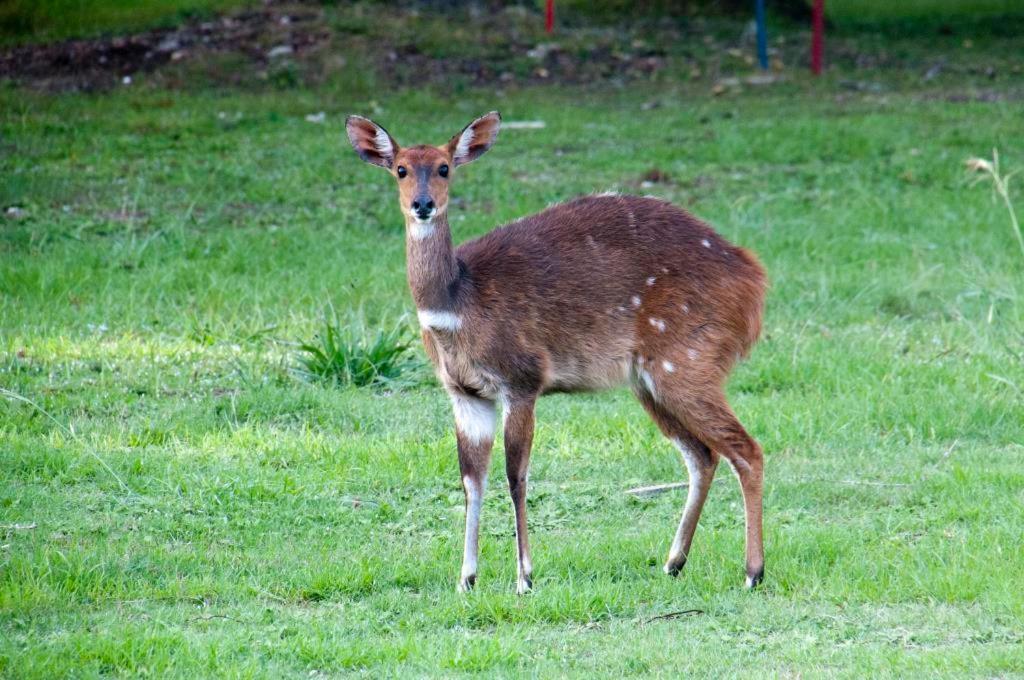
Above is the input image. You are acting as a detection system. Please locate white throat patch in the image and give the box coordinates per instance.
[417,309,462,331]
[409,219,435,240]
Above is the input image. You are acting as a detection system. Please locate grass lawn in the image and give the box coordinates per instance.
[0,0,254,45]
[2,8,1024,676]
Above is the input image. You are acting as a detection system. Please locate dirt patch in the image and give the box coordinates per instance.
[3,2,1021,94]
[0,2,327,91]
[0,1,684,92]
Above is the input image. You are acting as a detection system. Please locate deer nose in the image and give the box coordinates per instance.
[412,198,435,218]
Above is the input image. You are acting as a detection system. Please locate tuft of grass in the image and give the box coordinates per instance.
[295,314,421,389]
[966,150,1024,261]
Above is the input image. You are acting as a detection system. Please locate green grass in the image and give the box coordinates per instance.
[296,313,422,388]
[0,0,255,44]
[825,0,1022,22]
[3,14,1024,678]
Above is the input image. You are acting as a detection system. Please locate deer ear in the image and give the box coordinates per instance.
[448,111,501,167]
[346,115,399,169]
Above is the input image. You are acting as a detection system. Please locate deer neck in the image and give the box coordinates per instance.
[405,212,460,312]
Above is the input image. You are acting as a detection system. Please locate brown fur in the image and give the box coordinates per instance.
[346,112,768,592]
[438,195,765,396]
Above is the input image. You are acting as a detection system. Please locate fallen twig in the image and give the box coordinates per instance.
[187,614,249,624]
[625,482,688,498]
[642,609,704,624]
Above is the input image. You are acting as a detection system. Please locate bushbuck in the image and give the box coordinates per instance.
[346,111,767,594]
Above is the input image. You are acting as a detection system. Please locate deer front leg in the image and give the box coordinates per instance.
[451,392,496,593]
[503,394,537,595]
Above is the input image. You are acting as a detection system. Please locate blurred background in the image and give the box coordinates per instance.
[2,0,1023,92]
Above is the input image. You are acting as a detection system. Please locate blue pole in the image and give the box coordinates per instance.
[755,0,768,70]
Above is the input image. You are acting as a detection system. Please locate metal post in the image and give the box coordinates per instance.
[755,0,768,70]
[811,0,824,75]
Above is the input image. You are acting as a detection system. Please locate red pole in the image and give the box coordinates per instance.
[811,0,824,75]
[545,0,554,34]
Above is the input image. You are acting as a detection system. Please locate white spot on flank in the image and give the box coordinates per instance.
[417,309,462,331]
[649,317,666,332]
[662,360,675,373]
[631,295,642,307]
[451,393,496,445]
[701,239,711,248]
[646,276,657,286]
[661,267,669,274]
[681,303,690,314]
[687,349,699,361]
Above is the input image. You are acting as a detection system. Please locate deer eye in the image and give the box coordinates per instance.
[438,164,449,178]
[396,166,407,178]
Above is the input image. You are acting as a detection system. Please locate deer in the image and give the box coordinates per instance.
[345,111,767,594]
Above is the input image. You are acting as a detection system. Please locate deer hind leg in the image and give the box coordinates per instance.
[634,360,764,588]
[503,393,537,595]
[676,388,764,589]
[633,381,719,577]
[451,391,496,593]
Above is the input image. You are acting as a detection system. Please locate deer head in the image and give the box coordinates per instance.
[345,112,501,233]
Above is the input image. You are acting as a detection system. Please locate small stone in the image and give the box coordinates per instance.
[156,36,181,53]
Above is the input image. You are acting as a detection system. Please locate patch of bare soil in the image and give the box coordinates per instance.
[0,2,327,92]
[0,1,682,92]
[4,2,1021,96]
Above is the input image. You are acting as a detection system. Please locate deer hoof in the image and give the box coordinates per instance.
[457,574,476,593]
[663,556,686,577]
